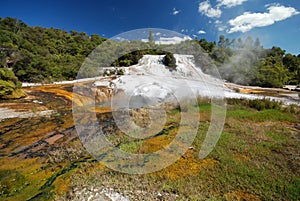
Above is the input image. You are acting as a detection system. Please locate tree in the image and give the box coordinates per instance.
[254,38,261,49]
[0,68,25,99]
[245,36,253,47]
[149,30,154,45]
[163,53,177,71]
[255,47,290,87]
[211,49,227,63]
[237,38,244,48]
[225,38,230,48]
[197,38,215,53]
[283,53,300,84]
[218,35,225,48]
[231,38,237,49]
[269,46,285,58]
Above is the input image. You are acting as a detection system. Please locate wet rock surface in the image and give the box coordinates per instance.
[0,83,147,201]
[0,85,92,200]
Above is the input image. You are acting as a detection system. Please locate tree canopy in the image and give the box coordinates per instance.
[0,17,106,83]
[0,67,25,99]
[200,35,300,87]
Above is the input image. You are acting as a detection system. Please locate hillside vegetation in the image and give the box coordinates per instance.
[0,17,105,84]
[0,17,300,98]
[0,68,25,99]
[197,36,300,87]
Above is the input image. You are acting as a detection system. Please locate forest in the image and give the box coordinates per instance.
[0,17,299,98]
[197,36,300,87]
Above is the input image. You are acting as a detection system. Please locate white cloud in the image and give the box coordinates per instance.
[217,0,248,8]
[214,20,227,32]
[227,4,299,33]
[218,26,227,32]
[198,0,247,18]
[198,1,222,18]
[197,30,206,34]
[215,20,222,24]
[142,36,191,44]
[115,36,128,42]
[180,29,188,33]
[155,36,191,45]
[172,8,181,15]
[141,39,149,43]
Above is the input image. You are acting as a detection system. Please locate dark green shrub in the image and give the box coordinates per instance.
[103,68,124,76]
[227,98,283,111]
[116,68,124,75]
[163,53,177,71]
[0,68,24,98]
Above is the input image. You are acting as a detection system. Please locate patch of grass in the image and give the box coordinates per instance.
[62,99,299,200]
[227,108,297,122]
[199,102,212,112]
[227,98,283,111]
[119,140,143,154]
[0,169,26,198]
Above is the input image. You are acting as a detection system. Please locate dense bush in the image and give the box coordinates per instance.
[0,17,105,82]
[227,98,282,111]
[0,68,24,98]
[112,49,166,67]
[163,53,177,71]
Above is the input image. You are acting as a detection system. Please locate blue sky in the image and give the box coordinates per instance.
[0,0,299,54]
